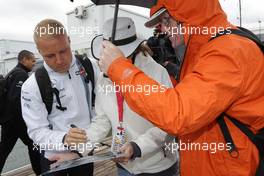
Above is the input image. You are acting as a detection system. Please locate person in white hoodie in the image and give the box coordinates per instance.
[21,19,99,176]
[51,17,179,176]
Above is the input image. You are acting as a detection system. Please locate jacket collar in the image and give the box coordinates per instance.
[17,62,31,73]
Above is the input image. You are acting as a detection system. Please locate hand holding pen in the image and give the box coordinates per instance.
[63,124,87,146]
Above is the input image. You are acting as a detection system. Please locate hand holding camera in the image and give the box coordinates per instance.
[147,27,180,79]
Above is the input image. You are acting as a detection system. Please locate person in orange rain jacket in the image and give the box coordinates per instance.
[98,0,264,175]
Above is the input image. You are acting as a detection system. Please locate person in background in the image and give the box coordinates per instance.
[0,50,41,175]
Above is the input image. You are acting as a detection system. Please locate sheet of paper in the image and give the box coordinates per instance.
[41,151,123,175]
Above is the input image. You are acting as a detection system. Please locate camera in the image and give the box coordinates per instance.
[147,28,180,79]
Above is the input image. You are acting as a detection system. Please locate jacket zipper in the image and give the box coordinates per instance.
[177,35,192,82]
[176,35,191,176]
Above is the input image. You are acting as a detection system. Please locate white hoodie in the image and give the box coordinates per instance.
[86,52,178,174]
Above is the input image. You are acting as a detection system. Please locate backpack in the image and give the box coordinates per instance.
[35,55,95,115]
[211,27,264,176]
[0,68,24,123]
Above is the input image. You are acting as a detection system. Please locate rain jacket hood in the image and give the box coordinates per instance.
[150,0,234,47]
[151,0,232,29]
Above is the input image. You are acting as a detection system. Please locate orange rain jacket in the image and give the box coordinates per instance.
[107,0,264,175]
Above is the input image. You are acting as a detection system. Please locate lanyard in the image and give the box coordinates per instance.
[114,55,135,125]
[115,88,124,125]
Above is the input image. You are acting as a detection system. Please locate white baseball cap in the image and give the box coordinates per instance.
[144,8,167,28]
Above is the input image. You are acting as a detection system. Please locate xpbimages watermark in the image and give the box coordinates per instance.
[33,142,101,154]
[164,24,232,38]
[98,83,167,95]
[164,141,232,154]
[34,24,100,38]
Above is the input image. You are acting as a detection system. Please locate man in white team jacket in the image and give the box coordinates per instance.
[21,19,99,176]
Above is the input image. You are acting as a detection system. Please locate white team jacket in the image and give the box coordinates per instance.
[21,56,99,158]
[86,52,178,174]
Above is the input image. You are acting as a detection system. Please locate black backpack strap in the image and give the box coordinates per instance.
[35,66,67,114]
[225,114,264,157]
[218,114,264,176]
[75,55,95,107]
[218,113,264,151]
[210,27,264,53]
[232,27,264,53]
[35,66,53,114]
[52,88,67,112]
[257,159,264,176]
[237,27,262,44]
[217,114,238,157]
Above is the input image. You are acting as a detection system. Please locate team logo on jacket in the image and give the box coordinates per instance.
[16,81,24,87]
[75,68,86,76]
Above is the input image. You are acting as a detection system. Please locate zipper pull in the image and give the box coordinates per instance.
[68,71,71,79]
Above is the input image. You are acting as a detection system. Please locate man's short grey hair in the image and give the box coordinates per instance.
[33,19,67,43]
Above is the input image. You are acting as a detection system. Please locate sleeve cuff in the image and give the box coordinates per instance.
[130,142,142,159]
[54,132,68,146]
[108,57,138,84]
[62,134,67,144]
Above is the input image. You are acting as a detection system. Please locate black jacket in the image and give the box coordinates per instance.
[2,63,31,124]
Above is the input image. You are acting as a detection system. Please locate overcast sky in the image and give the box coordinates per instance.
[0,0,263,41]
